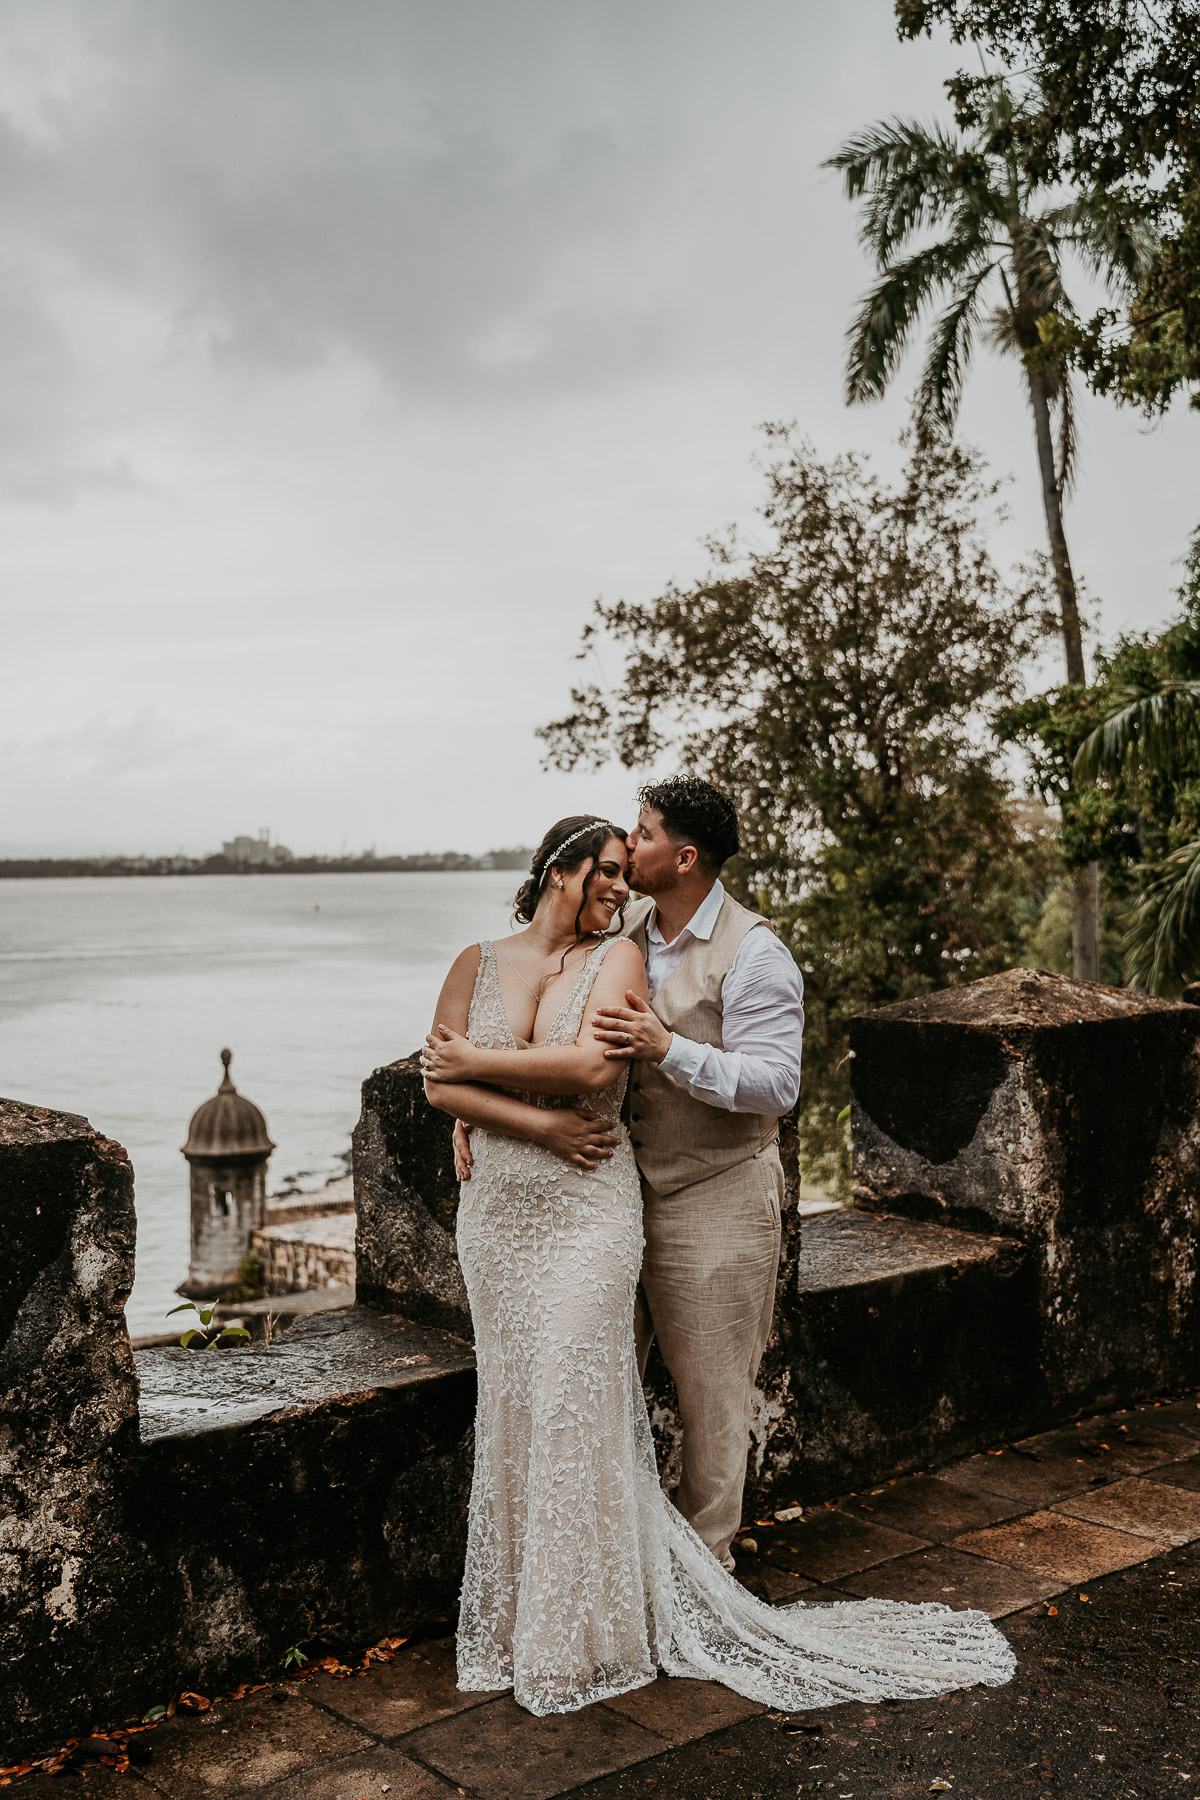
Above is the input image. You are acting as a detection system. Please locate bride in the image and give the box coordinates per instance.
[420,815,1015,1718]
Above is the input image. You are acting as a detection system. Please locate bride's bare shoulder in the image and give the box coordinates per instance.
[598,936,646,987]
[603,935,643,969]
[437,942,483,993]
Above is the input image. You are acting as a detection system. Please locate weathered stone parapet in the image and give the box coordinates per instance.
[0,1098,140,1757]
[850,968,1200,1415]
[1,1093,476,1762]
[134,1309,475,1696]
[353,1054,470,1334]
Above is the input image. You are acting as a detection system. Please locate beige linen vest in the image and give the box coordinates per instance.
[623,891,778,1195]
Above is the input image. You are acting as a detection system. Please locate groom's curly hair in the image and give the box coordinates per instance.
[637,776,740,875]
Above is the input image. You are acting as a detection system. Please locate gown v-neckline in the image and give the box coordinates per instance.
[484,938,605,1050]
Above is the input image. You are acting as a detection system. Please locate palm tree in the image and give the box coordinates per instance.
[826,80,1155,979]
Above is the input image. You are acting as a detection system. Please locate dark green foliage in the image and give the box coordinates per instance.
[235,1249,266,1302]
[896,0,1200,411]
[1004,530,1200,990]
[539,427,1052,1188]
[1079,532,1200,988]
[827,75,1156,973]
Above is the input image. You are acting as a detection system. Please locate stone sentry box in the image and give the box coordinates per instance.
[180,1048,274,1299]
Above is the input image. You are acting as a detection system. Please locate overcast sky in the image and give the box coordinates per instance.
[2,0,1195,857]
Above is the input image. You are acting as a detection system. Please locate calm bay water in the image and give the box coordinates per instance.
[0,872,521,1336]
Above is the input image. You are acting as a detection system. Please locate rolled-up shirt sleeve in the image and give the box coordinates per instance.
[657,927,804,1115]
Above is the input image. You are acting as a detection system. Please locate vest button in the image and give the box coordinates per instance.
[631,1112,642,1122]
[631,1137,642,1148]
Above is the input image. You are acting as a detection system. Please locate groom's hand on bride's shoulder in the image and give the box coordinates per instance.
[591,990,672,1064]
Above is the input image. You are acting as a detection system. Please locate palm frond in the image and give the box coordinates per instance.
[845,239,990,406]
[1043,190,1160,293]
[824,119,968,264]
[916,259,998,427]
[1056,368,1077,497]
[1073,679,1200,780]
[1123,838,1200,993]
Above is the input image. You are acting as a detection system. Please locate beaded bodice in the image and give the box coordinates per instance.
[467,937,626,1122]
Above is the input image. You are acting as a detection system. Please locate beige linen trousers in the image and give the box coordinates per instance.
[624,894,785,1569]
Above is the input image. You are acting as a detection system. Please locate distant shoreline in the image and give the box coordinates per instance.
[0,852,531,879]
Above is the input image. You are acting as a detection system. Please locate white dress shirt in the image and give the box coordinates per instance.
[644,881,804,1116]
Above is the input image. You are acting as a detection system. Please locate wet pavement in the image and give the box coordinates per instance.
[6,1391,1199,1798]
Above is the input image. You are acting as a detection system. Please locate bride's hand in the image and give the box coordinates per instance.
[421,1024,482,1083]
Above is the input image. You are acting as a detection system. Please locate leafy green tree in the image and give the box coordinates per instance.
[998,684,1144,979]
[895,0,1200,412]
[825,78,1154,976]
[539,426,1052,1190]
[1071,530,1200,989]
[1000,529,1200,991]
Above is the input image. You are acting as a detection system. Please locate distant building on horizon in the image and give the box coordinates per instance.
[221,828,294,867]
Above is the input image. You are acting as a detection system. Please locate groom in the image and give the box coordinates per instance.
[592,776,804,1571]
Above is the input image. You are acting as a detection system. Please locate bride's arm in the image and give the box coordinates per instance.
[421,946,545,1128]
[423,941,647,1095]
[421,946,620,1169]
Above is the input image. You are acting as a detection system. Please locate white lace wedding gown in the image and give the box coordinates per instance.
[455,938,1016,1716]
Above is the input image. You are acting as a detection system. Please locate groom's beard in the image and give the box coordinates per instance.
[627,861,676,899]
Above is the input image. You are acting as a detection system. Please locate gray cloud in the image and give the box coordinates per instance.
[0,0,1192,854]
[0,0,737,422]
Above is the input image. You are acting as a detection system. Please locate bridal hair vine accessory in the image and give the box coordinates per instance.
[540,821,612,877]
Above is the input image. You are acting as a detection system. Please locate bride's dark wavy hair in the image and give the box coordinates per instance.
[513,817,629,947]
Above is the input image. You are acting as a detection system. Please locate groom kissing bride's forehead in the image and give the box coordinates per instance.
[594,776,803,1567]
[420,774,1015,1719]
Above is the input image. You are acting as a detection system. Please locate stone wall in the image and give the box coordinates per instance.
[9,966,1200,1757]
[0,1097,475,1762]
[134,1309,474,1710]
[355,976,1200,1508]
[353,1053,469,1333]
[252,1214,356,1292]
[851,968,1200,1416]
[0,1100,141,1756]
